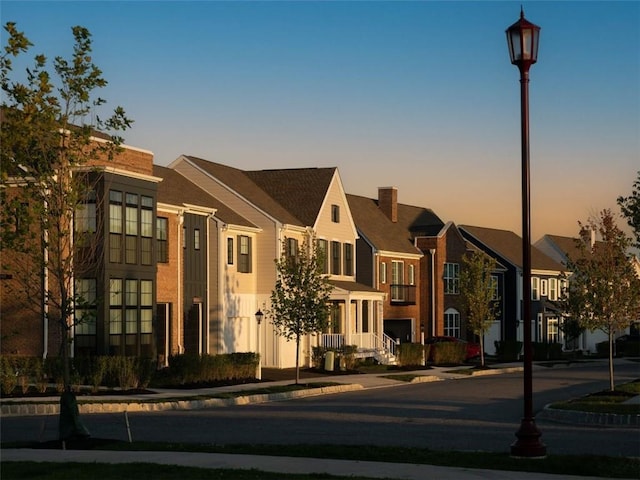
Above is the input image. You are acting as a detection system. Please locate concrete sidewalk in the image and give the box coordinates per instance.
[1,448,629,480]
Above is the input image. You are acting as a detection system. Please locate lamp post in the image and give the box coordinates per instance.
[255,309,264,380]
[506,8,547,458]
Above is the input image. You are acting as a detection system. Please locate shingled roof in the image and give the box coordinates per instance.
[154,164,255,228]
[347,194,443,254]
[245,167,337,227]
[460,225,566,272]
[183,156,304,226]
[538,234,598,265]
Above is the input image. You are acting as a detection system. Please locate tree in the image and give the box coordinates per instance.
[1,22,130,437]
[561,209,640,391]
[617,171,640,249]
[459,250,500,367]
[269,235,333,384]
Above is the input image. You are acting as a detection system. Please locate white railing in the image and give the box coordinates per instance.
[320,332,398,360]
[321,333,344,349]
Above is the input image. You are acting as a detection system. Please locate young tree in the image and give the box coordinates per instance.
[1,23,130,436]
[561,209,640,391]
[617,171,640,249]
[459,250,500,367]
[269,235,333,384]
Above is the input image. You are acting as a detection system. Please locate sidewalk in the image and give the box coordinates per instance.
[1,448,626,480]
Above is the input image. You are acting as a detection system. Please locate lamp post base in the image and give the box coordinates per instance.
[511,418,547,458]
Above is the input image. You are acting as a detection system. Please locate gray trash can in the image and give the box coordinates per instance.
[324,351,335,371]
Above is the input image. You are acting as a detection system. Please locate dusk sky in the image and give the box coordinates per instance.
[2,1,638,241]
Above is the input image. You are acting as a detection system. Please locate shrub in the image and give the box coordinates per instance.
[312,346,330,369]
[397,343,426,367]
[495,340,523,362]
[163,353,259,386]
[0,356,18,395]
[340,345,358,371]
[431,342,466,365]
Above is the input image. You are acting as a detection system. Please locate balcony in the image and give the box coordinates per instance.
[390,284,416,305]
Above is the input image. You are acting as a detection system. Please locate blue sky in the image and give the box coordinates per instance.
[2,1,638,240]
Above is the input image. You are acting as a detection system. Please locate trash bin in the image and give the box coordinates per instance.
[324,351,335,371]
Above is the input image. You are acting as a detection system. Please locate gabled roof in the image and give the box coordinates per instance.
[346,194,442,255]
[460,225,565,272]
[245,167,336,227]
[183,156,306,226]
[537,234,598,264]
[154,164,255,228]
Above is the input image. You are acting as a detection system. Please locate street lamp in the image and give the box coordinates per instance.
[255,309,264,380]
[506,8,547,458]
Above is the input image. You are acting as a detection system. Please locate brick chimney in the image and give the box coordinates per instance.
[378,186,398,223]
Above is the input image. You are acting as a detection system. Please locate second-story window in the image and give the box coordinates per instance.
[331,241,341,275]
[317,239,328,274]
[156,217,168,263]
[444,263,459,294]
[408,264,415,285]
[540,279,548,297]
[549,278,558,301]
[286,237,298,262]
[194,228,201,251]
[140,196,153,265]
[125,193,138,264]
[531,277,540,300]
[227,237,234,264]
[491,275,499,300]
[380,262,387,284]
[238,235,252,273]
[109,191,123,263]
[343,243,353,276]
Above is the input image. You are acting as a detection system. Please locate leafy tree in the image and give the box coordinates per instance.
[617,171,640,249]
[269,235,333,384]
[561,209,640,391]
[459,250,500,367]
[1,22,130,435]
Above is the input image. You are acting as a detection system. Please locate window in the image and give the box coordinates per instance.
[75,190,96,234]
[343,243,353,276]
[331,204,340,223]
[391,261,404,301]
[125,194,138,264]
[109,191,123,263]
[125,279,138,334]
[331,241,341,275]
[549,278,558,301]
[140,196,153,265]
[156,217,168,263]
[194,228,201,250]
[444,263,459,294]
[74,278,96,335]
[109,278,123,336]
[286,237,299,262]
[182,226,186,249]
[540,279,548,297]
[140,280,153,335]
[227,237,234,265]
[531,277,540,300]
[317,239,328,274]
[408,265,415,285]
[380,262,387,284]
[238,235,252,273]
[491,275,499,301]
[547,317,559,343]
[444,308,461,337]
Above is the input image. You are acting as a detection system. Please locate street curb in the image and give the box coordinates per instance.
[539,404,639,427]
[0,384,363,417]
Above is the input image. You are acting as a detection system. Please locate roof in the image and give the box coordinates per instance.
[154,165,255,227]
[184,156,306,226]
[329,279,384,294]
[538,234,598,264]
[460,225,565,272]
[346,194,443,254]
[245,167,336,227]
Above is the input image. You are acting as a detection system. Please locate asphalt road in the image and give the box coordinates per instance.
[2,361,638,457]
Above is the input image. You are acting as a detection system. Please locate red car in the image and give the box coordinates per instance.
[425,336,481,362]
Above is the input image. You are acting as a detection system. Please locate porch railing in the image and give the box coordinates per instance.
[320,332,398,359]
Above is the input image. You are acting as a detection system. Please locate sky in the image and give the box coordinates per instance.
[2,1,639,241]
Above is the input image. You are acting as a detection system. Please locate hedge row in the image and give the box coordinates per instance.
[159,353,259,386]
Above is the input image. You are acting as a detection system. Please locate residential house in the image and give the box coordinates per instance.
[460,225,566,355]
[169,156,385,369]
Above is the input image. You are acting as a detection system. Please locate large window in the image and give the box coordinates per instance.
[238,235,252,273]
[343,243,353,276]
[548,278,558,301]
[531,277,540,300]
[140,196,153,265]
[125,194,138,264]
[156,217,168,263]
[74,278,96,335]
[331,241,341,275]
[75,190,96,234]
[109,191,123,263]
[391,260,404,301]
[444,263,459,294]
[444,308,461,337]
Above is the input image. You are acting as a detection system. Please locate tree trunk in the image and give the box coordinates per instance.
[608,331,615,391]
[480,336,485,367]
[295,334,300,385]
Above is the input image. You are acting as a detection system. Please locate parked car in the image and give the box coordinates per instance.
[425,336,481,362]
[614,334,640,357]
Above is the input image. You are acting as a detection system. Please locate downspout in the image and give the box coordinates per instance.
[429,249,436,337]
[178,212,184,354]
